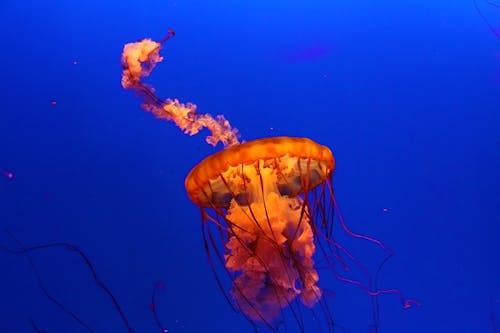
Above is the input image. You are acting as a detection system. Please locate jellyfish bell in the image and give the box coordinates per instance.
[185,136,334,207]
[185,136,335,327]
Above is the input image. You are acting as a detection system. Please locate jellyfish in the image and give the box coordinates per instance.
[184,137,331,326]
[121,31,417,332]
[184,137,418,330]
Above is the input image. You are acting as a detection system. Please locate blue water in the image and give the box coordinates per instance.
[1,1,499,332]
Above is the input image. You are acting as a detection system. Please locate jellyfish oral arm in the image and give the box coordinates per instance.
[121,33,239,147]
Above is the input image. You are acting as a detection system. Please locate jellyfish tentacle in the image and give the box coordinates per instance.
[150,280,169,333]
[1,231,134,333]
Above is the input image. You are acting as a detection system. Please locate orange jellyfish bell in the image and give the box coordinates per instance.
[185,136,334,207]
[185,136,335,327]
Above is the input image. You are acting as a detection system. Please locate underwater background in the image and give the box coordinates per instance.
[1,0,499,332]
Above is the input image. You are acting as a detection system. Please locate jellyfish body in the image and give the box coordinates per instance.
[185,137,335,326]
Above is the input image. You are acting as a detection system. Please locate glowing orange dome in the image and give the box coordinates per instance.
[185,136,335,208]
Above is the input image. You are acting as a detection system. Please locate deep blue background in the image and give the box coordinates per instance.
[1,1,499,332]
